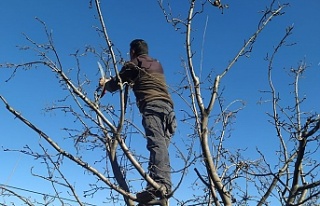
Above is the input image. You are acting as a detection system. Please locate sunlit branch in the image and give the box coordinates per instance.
[0,95,136,201]
[0,186,33,206]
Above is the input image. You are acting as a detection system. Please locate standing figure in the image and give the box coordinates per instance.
[99,39,177,203]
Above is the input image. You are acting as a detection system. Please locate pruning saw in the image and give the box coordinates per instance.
[94,61,106,102]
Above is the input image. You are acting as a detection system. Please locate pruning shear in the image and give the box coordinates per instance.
[94,61,106,102]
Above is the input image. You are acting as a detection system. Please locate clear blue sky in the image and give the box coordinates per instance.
[1,1,320,205]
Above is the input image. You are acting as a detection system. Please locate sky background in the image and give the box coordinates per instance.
[1,0,320,205]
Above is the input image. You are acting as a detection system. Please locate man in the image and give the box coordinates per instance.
[99,39,176,203]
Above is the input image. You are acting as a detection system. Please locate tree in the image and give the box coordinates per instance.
[1,0,319,205]
[255,27,320,206]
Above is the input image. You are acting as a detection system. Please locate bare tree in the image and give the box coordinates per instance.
[157,0,297,205]
[1,0,180,205]
[1,0,319,206]
[254,25,320,206]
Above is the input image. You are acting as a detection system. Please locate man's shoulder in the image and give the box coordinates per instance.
[137,55,160,63]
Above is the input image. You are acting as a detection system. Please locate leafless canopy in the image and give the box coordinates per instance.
[1,1,319,206]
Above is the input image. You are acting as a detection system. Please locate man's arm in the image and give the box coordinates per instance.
[99,62,139,94]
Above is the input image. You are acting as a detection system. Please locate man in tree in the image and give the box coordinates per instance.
[99,39,177,203]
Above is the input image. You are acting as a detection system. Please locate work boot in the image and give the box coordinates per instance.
[136,189,157,203]
[136,185,169,204]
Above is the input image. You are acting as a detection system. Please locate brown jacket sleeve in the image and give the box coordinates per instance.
[105,62,139,92]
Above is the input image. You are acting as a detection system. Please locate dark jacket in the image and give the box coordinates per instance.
[105,54,173,111]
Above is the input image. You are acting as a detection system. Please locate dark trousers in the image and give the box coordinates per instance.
[141,100,176,191]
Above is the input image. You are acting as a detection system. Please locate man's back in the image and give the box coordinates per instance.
[130,55,173,111]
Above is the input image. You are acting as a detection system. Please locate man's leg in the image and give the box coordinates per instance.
[137,100,174,202]
[143,103,171,191]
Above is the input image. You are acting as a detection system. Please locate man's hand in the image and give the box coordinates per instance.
[97,77,110,98]
[99,77,110,87]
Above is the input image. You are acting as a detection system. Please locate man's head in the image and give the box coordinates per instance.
[129,39,148,60]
